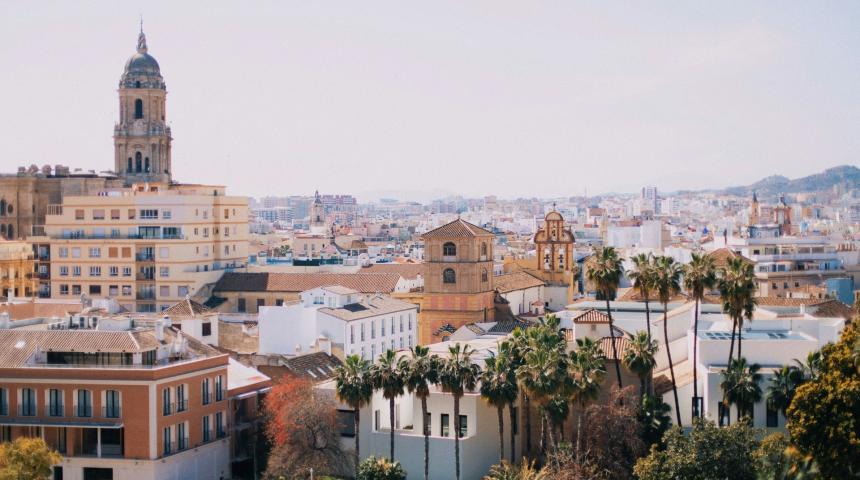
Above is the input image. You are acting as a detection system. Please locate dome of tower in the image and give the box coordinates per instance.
[124,52,161,76]
[120,30,165,89]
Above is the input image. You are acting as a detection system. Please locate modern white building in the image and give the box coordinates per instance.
[257,286,419,359]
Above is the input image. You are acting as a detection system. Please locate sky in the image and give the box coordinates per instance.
[1,1,858,202]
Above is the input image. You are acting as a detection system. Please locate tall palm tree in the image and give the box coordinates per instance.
[622,330,658,398]
[721,357,762,420]
[683,252,717,420]
[793,350,822,381]
[569,337,605,458]
[629,252,656,337]
[767,365,803,418]
[545,394,570,440]
[334,354,373,476]
[370,349,406,460]
[401,345,439,480]
[516,341,568,454]
[639,394,672,446]
[439,343,481,480]
[509,327,532,457]
[653,255,683,426]
[718,256,757,364]
[586,246,624,388]
[480,346,519,463]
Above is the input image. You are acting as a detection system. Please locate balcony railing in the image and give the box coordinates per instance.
[17,404,36,417]
[216,427,227,439]
[135,253,155,261]
[103,406,121,419]
[177,436,189,451]
[136,292,156,300]
[202,392,211,405]
[177,398,188,413]
[76,405,93,418]
[47,404,64,417]
[0,403,8,416]
[216,388,226,402]
[163,402,174,416]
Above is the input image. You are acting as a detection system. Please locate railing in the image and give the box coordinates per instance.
[202,392,211,405]
[136,273,155,281]
[76,405,93,418]
[216,427,227,439]
[48,404,64,417]
[176,399,188,412]
[17,404,36,417]
[202,429,211,443]
[163,402,174,416]
[177,436,189,451]
[163,441,174,456]
[135,253,155,261]
[0,403,7,416]
[216,389,226,402]
[103,406,121,419]
[136,292,156,300]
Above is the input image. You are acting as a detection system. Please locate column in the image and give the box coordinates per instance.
[97,428,101,458]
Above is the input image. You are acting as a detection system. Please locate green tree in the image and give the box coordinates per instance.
[483,459,546,480]
[439,343,481,480]
[653,255,683,426]
[787,321,860,478]
[752,432,791,480]
[623,330,658,398]
[586,246,625,388]
[793,350,822,382]
[509,326,534,457]
[0,437,62,480]
[718,256,757,364]
[634,420,759,480]
[720,357,762,420]
[766,365,804,418]
[356,455,406,480]
[480,345,519,463]
[400,345,440,480]
[629,252,657,338]
[569,337,606,458]
[370,349,406,461]
[683,252,717,420]
[334,354,373,477]
[638,394,671,447]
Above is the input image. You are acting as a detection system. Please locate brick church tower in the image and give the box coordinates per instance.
[419,218,496,344]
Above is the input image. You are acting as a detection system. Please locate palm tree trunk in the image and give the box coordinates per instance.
[545,411,556,451]
[576,408,583,462]
[539,413,546,459]
[639,374,646,399]
[644,295,652,338]
[422,395,429,480]
[508,400,516,463]
[524,394,532,458]
[692,297,700,421]
[737,319,743,361]
[354,408,361,477]
[497,405,505,462]
[664,305,682,426]
[727,317,738,367]
[605,297,623,388]
[454,394,461,480]
[389,396,395,460]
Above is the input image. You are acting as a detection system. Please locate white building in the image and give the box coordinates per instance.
[258,286,419,360]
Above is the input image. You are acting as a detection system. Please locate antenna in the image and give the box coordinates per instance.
[139,14,143,33]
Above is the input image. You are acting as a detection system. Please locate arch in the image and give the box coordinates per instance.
[443,268,456,284]
[127,157,133,172]
[443,242,457,257]
[135,152,142,173]
[144,157,150,173]
[7,204,12,215]
[6,225,12,239]
[0,200,5,217]
[481,242,488,257]
[481,268,488,283]
[0,224,6,235]
[134,99,144,119]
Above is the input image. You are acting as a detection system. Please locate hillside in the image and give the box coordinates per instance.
[722,165,860,196]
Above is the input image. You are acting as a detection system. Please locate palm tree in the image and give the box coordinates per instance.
[721,357,763,420]
[334,354,373,476]
[370,349,406,460]
[683,252,717,420]
[622,331,658,398]
[718,256,757,364]
[793,350,822,381]
[517,344,567,454]
[545,394,570,440]
[586,246,624,388]
[480,346,519,463]
[653,255,683,426]
[401,345,440,480]
[509,327,532,457]
[767,365,803,418]
[639,394,672,446]
[439,343,481,480]
[569,337,605,458]
[629,252,656,337]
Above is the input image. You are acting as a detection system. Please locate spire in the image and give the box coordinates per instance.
[752,191,758,203]
[137,17,148,54]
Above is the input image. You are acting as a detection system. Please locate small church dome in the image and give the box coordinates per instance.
[120,30,164,88]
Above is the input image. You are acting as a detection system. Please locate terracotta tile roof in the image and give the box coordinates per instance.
[0,330,155,368]
[433,323,457,337]
[616,287,685,303]
[421,218,495,239]
[214,272,402,294]
[318,295,417,321]
[707,248,752,269]
[494,271,545,294]
[321,285,360,295]
[599,336,632,361]
[0,302,83,321]
[702,295,831,307]
[362,263,425,280]
[163,298,213,317]
[280,352,344,381]
[572,309,611,324]
[810,299,854,320]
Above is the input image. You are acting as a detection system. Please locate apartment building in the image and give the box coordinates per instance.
[31,183,248,312]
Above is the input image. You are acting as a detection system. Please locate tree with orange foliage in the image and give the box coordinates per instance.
[263,378,348,480]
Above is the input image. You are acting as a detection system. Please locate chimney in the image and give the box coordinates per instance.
[162,315,172,327]
[316,336,332,356]
[155,319,165,342]
[799,304,806,316]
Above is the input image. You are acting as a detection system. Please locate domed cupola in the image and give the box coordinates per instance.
[120,29,165,89]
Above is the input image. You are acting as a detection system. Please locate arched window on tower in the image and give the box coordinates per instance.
[481,268,488,283]
[135,81,141,88]
[443,242,457,257]
[0,200,5,217]
[7,225,13,239]
[144,157,150,173]
[481,242,488,258]
[127,158,132,172]
[135,152,142,173]
[443,268,456,284]
[134,99,143,119]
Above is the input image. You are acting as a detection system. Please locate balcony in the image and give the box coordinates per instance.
[176,398,188,413]
[103,406,121,419]
[47,404,65,417]
[216,389,227,402]
[136,272,155,281]
[17,405,36,417]
[76,405,93,418]
[163,402,174,416]
[136,291,156,300]
[135,253,155,262]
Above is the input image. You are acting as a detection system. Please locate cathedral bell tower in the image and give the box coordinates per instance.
[114,27,172,185]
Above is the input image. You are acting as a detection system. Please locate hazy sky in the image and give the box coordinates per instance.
[1,2,858,201]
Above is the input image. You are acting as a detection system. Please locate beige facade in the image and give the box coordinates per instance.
[0,240,36,298]
[32,183,248,312]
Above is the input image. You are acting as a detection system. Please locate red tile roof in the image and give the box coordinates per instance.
[214,272,402,294]
[572,308,611,324]
[599,336,632,361]
[421,218,495,239]
[361,263,425,280]
[494,272,545,294]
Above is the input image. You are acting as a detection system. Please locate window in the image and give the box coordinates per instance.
[159,286,170,297]
[177,422,187,450]
[202,378,211,405]
[72,266,81,277]
[0,388,7,415]
[163,426,172,455]
[162,210,172,219]
[59,284,69,295]
[122,267,132,277]
[48,389,64,417]
[19,388,36,416]
[215,375,224,401]
[371,320,376,339]
[75,209,84,220]
[140,209,159,220]
[408,314,412,331]
[72,285,81,295]
[481,242,488,257]
[176,385,187,412]
[237,298,246,313]
[76,389,92,417]
[110,209,120,220]
[202,322,212,336]
[458,415,467,438]
[109,285,118,297]
[109,266,119,277]
[104,390,120,418]
[443,268,456,284]
[122,285,132,296]
[718,401,730,427]
[58,247,68,258]
[178,286,189,297]
[89,266,101,277]
[256,299,265,310]
[443,242,456,256]
[121,247,132,258]
[89,285,101,295]
[381,319,385,336]
[360,323,365,341]
[92,210,105,220]
[216,411,225,437]
[441,414,450,437]
[481,268,488,282]
[350,325,355,343]
[202,415,211,442]
[59,266,68,276]
[163,388,172,415]
[399,316,403,333]
[134,98,144,119]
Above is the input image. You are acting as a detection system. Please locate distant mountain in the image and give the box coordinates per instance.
[721,165,860,196]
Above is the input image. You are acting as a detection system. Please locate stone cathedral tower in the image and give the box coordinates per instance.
[114,27,172,185]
